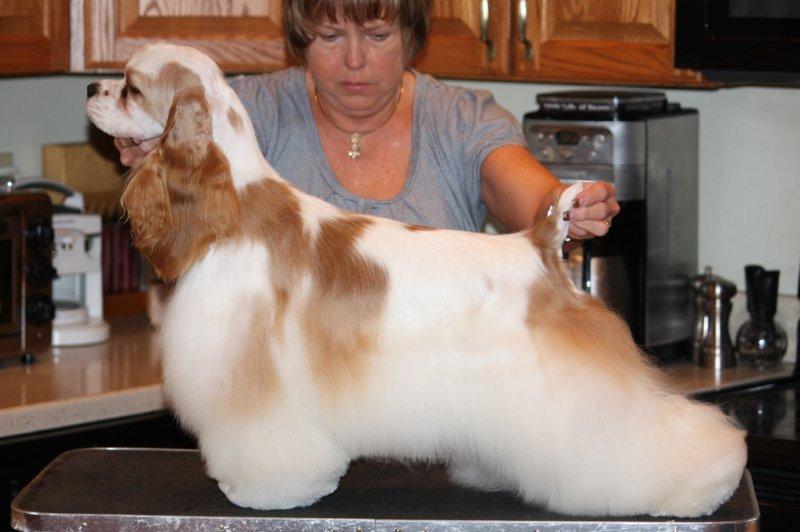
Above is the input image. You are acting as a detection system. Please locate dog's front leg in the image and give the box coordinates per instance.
[201,407,349,510]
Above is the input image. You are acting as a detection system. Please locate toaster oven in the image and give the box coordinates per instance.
[0,192,56,364]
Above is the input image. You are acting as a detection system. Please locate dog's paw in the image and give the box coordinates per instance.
[650,452,746,517]
[650,407,748,517]
[218,476,340,510]
[447,462,513,492]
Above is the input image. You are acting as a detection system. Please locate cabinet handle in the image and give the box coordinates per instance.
[517,0,534,61]
[480,0,496,61]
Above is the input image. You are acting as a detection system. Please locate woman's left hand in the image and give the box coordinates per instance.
[564,181,620,239]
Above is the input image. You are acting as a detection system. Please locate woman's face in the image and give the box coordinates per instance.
[306,17,406,119]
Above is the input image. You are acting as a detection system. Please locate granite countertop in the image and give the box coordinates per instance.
[0,316,795,440]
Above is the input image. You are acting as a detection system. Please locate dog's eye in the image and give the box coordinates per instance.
[122,83,142,99]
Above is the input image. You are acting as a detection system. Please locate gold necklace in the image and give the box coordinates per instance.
[314,83,404,160]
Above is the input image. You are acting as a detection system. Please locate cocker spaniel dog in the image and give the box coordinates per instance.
[86,43,746,517]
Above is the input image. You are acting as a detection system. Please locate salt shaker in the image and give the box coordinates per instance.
[700,272,737,370]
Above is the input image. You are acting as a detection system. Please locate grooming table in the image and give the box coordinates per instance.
[11,448,759,531]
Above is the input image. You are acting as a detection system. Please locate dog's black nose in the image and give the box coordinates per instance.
[87,82,100,99]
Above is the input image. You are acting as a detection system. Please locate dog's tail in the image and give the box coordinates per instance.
[525,183,584,250]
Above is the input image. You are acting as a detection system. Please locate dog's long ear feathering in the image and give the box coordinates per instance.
[121,88,240,281]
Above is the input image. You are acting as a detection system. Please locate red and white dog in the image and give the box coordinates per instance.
[86,43,746,517]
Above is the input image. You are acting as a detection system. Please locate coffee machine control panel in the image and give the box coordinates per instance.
[525,125,613,165]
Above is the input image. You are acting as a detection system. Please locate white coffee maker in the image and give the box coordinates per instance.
[52,210,110,346]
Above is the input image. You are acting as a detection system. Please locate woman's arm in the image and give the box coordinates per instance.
[480,144,619,236]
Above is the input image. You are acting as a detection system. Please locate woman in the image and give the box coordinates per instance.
[116,0,618,237]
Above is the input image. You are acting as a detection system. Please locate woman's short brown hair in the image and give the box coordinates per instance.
[283,0,431,63]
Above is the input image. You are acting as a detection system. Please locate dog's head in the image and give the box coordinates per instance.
[86,43,239,281]
[86,42,230,142]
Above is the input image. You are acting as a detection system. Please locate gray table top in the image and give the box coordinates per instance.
[11,447,759,531]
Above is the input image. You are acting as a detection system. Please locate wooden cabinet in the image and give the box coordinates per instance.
[1,0,708,85]
[415,0,512,78]
[514,0,704,86]
[78,0,288,72]
[417,0,707,87]
[0,0,69,75]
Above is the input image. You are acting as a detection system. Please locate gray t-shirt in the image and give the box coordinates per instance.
[230,68,525,231]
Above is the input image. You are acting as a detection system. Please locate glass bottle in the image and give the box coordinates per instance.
[736,268,787,368]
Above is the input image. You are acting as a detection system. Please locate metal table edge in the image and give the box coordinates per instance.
[9,450,761,532]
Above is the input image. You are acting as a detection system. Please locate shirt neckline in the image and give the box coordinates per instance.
[298,68,424,206]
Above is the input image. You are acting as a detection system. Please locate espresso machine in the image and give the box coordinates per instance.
[523,91,698,360]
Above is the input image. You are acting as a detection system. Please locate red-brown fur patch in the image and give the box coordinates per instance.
[237,183,389,398]
[122,89,239,281]
[302,216,388,398]
[523,207,655,388]
[225,299,281,419]
[228,107,244,134]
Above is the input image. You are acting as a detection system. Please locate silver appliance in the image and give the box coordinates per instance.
[523,91,699,359]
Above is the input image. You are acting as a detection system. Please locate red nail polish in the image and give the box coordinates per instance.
[572,198,580,208]
[562,211,570,221]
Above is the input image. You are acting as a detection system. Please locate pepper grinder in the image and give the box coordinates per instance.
[690,266,713,364]
[700,272,737,370]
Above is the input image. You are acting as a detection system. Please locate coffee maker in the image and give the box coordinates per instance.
[523,91,698,359]
[51,211,110,346]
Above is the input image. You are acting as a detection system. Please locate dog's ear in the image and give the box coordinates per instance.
[121,89,239,281]
[160,88,214,171]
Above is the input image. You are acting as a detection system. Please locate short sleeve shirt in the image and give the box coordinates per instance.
[229,68,525,231]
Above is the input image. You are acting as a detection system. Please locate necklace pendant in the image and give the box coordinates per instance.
[347,132,362,159]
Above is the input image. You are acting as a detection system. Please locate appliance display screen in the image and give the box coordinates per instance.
[556,130,580,145]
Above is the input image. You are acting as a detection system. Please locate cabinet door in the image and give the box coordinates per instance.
[415,0,511,78]
[0,0,69,75]
[513,0,705,86]
[81,0,286,72]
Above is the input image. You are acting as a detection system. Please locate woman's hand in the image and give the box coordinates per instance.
[563,181,620,239]
[114,136,160,167]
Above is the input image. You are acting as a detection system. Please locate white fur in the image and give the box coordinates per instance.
[86,43,747,517]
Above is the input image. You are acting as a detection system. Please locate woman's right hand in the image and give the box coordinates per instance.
[114,137,160,167]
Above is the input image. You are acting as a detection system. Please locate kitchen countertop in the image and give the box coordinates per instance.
[0,316,163,439]
[663,359,796,396]
[0,316,795,440]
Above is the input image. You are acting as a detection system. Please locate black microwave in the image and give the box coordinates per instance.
[676,0,800,83]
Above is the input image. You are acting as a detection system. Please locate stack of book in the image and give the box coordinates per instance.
[101,219,146,295]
